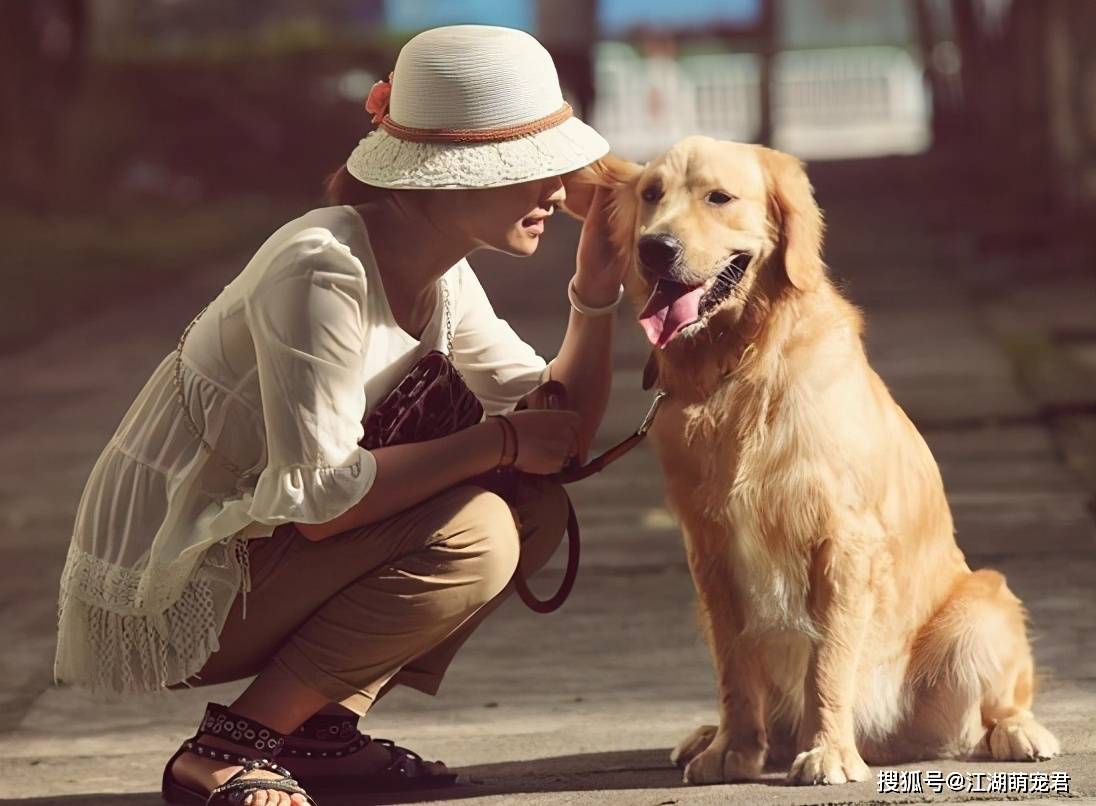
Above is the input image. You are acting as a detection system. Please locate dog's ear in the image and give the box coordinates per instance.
[561,153,642,220]
[757,147,824,292]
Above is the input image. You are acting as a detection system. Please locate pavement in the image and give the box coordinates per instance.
[1,156,1094,805]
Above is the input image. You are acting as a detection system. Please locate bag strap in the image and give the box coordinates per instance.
[440,273,474,385]
[441,275,455,357]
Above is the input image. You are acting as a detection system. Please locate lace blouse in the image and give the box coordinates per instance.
[55,204,549,695]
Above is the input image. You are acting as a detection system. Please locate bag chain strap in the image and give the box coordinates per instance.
[441,277,453,355]
[173,303,253,481]
[440,276,461,365]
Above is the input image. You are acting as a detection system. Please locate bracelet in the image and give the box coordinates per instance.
[567,276,624,317]
[491,416,509,468]
[497,414,518,468]
[490,415,518,469]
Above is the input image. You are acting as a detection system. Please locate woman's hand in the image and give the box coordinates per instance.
[574,186,625,305]
[504,409,581,475]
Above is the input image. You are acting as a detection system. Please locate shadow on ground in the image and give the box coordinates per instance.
[0,749,682,805]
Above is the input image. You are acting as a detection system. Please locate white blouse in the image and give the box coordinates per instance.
[55,204,549,695]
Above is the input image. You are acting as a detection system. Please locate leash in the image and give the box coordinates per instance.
[512,390,667,613]
[551,390,668,484]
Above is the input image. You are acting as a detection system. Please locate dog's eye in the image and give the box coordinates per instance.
[641,185,663,203]
[706,190,736,206]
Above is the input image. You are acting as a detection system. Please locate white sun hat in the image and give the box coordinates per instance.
[345,25,610,189]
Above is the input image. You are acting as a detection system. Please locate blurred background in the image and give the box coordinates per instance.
[1,0,1094,354]
[3,4,1096,801]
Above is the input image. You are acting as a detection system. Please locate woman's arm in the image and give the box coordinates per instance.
[294,420,502,540]
[296,194,620,541]
[295,407,581,541]
[546,297,613,461]
[545,189,623,460]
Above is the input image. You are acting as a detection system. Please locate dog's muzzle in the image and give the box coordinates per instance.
[638,234,684,277]
[698,252,752,316]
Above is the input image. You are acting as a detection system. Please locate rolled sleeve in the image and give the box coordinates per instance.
[244,233,377,525]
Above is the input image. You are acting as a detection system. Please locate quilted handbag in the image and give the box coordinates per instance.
[358,281,578,613]
[360,349,484,449]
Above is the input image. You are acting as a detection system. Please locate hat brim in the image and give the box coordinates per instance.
[346,116,610,190]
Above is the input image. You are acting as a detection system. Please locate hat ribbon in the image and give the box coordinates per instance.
[364,73,573,144]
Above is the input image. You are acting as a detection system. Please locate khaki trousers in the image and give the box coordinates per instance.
[182,478,568,715]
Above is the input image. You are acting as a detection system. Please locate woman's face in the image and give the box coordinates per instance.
[430,175,568,257]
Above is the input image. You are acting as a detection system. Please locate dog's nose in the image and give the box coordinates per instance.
[638,234,683,274]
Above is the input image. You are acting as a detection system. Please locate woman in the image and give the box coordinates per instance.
[54,25,623,806]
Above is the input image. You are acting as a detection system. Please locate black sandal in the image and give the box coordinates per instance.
[161,701,318,805]
[281,712,458,793]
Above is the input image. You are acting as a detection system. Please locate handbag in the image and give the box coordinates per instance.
[359,279,578,613]
[359,353,483,452]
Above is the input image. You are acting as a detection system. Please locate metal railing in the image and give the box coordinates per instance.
[591,45,930,160]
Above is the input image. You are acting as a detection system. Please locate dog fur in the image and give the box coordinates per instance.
[564,137,1059,785]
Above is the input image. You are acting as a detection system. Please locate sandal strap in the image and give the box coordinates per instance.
[373,737,429,777]
[212,777,307,798]
[210,759,311,804]
[374,737,422,761]
[182,738,256,768]
[280,731,372,758]
[281,731,431,779]
[193,701,285,756]
[226,757,294,781]
[292,712,359,742]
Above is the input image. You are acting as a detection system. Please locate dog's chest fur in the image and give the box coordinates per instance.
[652,378,821,638]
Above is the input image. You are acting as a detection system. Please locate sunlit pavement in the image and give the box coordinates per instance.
[1,157,1093,804]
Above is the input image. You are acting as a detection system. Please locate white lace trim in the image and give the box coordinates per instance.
[54,538,251,695]
[346,116,609,189]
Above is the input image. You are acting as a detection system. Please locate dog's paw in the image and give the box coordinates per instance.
[671,725,717,769]
[989,713,1060,761]
[683,742,765,785]
[787,742,869,785]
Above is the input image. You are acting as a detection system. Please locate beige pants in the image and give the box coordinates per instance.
[183,478,568,715]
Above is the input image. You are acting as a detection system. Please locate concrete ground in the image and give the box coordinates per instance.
[1,157,1093,805]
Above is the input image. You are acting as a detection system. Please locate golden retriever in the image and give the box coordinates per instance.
[564,137,1059,785]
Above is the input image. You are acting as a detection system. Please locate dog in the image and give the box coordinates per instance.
[564,137,1059,785]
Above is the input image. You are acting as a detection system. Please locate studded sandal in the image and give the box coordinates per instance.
[280,712,458,793]
[161,701,318,805]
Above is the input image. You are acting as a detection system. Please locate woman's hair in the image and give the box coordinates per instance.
[323,164,396,207]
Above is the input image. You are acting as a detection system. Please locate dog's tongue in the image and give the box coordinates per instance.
[639,280,705,348]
